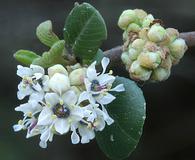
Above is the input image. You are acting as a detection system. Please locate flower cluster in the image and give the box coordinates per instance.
[13,57,125,148]
[118,9,188,82]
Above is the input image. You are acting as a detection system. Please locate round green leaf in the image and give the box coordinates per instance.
[96,77,146,160]
[63,2,107,63]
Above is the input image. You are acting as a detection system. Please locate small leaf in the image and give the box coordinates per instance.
[33,40,66,68]
[64,3,107,63]
[14,50,40,65]
[36,20,60,47]
[96,77,146,160]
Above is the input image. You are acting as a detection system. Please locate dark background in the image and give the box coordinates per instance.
[0,0,195,160]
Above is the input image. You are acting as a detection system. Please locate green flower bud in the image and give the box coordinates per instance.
[118,10,137,29]
[48,64,68,77]
[69,68,86,86]
[138,51,161,69]
[131,39,145,50]
[134,9,147,22]
[129,61,152,81]
[166,28,179,42]
[128,48,140,61]
[151,67,171,82]
[169,38,188,60]
[121,52,130,65]
[142,14,154,27]
[139,28,149,40]
[127,23,141,32]
[160,55,172,70]
[123,31,128,41]
[148,24,167,42]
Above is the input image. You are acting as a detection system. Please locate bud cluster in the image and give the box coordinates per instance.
[13,57,124,148]
[118,9,188,82]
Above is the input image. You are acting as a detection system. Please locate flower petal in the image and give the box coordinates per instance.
[97,93,116,105]
[54,119,70,134]
[13,124,23,132]
[45,93,59,107]
[86,61,97,81]
[62,90,77,106]
[17,65,32,78]
[37,108,53,126]
[71,130,80,144]
[110,84,125,92]
[101,57,110,74]
[30,64,45,75]
[98,74,115,86]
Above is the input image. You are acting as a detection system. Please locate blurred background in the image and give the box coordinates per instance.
[0,0,195,160]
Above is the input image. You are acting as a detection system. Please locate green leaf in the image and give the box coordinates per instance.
[14,50,40,65]
[92,49,104,65]
[96,77,146,160]
[63,2,107,63]
[36,20,60,47]
[33,40,67,68]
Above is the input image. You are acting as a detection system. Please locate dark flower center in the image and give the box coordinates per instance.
[91,79,106,92]
[53,104,70,118]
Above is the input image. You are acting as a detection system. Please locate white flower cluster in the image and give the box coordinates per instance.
[13,57,125,148]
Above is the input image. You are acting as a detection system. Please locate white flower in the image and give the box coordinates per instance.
[83,57,125,106]
[37,90,84,135]
[39,125,54,148]
[17,65,49,102]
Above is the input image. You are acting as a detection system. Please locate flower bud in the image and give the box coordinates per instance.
[121,52,132,70]
[142,14,154,27]
[160,55,172,70]
[166,28,179,43]
[118,10,137,29]
[151,67,171,82]
[129,61,152,81]
[48,64,68,77]
[169,38,187,60]
[143,41,158,52]
[123,31,128,41]
[134,9,147,22]
[128,48,140,61]
[131,39,145,50]
[127,23,141,32]
[70,86,81,96]
[69,68,86,86]
[139,28,149,40]
[48,73,70,94]
[138,51,161,69]
[148,24,167,42]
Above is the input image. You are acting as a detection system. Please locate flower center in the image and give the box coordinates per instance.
[91,80,106,92]
[52,104,70,118]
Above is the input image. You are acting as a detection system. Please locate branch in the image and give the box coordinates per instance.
[104,31,195,75]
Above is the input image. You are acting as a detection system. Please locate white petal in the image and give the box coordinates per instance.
[97,93,116,105]
[77,91,89,105]
[29,92,44,103]
[45,93,59,107]
[95,118,106,131]
[30,64,45,75]
[34,73,43,80]
[86,61,97,81]
[101,105,114,125]
[71,130,80,144]
[62,90,77,106]
[13,124,23,132]
[98,74,115,86]
[17,65,32,78]
[78,126,95,144]
[37,108,53,125]
[15,103,32,114]
[39,141,47,149]
[110,84,125,92]
[101,57,110,74]
[33,83,42,92]
[84,78,92,92]
[71,107,84,121]
[54,119,70,134]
